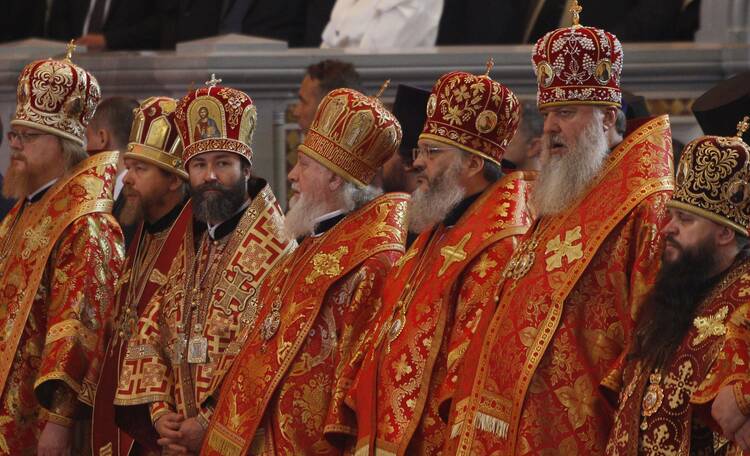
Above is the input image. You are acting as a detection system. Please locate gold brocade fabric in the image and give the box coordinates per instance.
[344,173,535,456]
[0,153,123,455]
[92,201,190,456]
[606,259,750,456]
[252,251,400,455]
[443,116,674,456]
[114,185,291,449]
[202,193,408,456]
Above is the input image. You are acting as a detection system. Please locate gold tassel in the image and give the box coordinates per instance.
[450,420,464,439]
[473,411,509,439]
[207,432,244,456]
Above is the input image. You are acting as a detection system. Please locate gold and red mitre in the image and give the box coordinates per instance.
[11,41,101,146]
[531,0,623,108]
[174,74,257,166]
[298,85,402,187]
[419,61,520,166]
[669,117,750,236]
[125,96,188,179]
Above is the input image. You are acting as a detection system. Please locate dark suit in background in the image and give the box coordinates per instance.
[46,0,167,49]
[1,0,46,43]
[303,0,336,47]
[437,0,525,45]
[161,0,306,48]
[526,0,700,43]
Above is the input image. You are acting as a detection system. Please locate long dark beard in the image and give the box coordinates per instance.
[629,237,720,370]
[191,177,247,223]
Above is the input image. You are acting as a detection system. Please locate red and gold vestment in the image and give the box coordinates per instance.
[0,152,124,455]
[114,183,291,448]
[202,193,409,456]
[340,172,534,456]
[445,116,675,455]
[605,255,750,455]
[91,201,190,456]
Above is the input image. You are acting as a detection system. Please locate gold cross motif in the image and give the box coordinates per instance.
[375,79,391,99]
[640,424,676,455]
[438,233,472,277]
[570,0,583,27]
[484,57,495,77]
[545,226,583,272]
[692,305,729,346]
[205,73,222,87]
[65,39,77,62]
[305,246,349,284]
[737,116,750,139]
[664,360,698,409]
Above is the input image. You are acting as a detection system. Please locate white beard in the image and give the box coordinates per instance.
[284,191,332,240]
[408,158,466,234]
[532,117,610,217]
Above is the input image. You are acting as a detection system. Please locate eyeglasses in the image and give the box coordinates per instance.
[411,146,453,162]
[7,131,53,146]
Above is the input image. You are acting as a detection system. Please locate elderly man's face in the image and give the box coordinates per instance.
[531,104,612,216]
[287,151,335,209]
[540,105,603,159]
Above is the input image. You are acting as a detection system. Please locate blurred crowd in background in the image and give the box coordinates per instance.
[2,0,700,51]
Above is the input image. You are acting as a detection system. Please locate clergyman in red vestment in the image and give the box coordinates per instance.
[202,85,408,455]
[444,3,675,454]
[91,96,190,456]
[0,42,124,455]
[339,63,536,455]
[605,124,750,455]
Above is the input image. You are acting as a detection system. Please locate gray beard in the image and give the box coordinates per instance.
[532,119,610,217]
[407,159,466,234]
[284,192,332,240]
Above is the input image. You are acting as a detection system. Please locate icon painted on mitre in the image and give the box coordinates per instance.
[193,106,220,141]
[595,60,612,85]
[537,62,554,88]
[476,110,498,134]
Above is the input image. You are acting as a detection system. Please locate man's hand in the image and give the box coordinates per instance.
[155,412,184,444]
[712,385,746,438]
[76,34,107,51]
[38,421,72,456]
[177,417,207,453]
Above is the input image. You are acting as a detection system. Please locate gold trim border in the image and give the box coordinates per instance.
[125,143,188,179]
[419,132,502,166]
[666,200,749,236]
